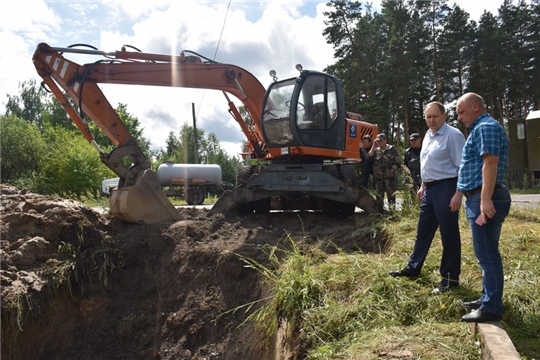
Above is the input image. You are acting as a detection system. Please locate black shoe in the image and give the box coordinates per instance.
[430,283,458,295]
[389,267,418,277]
[461,308,502,323]
[460,299,482,310]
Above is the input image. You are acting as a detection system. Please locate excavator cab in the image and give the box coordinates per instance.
[261,71,346,151]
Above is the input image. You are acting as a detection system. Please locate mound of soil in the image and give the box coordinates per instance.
[1,184,384,360]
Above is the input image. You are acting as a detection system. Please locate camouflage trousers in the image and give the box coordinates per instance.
[374,178,397,212]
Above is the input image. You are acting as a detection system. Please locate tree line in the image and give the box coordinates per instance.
[322,0,540,142]
[3,0,539,198]
[0,80,241,199]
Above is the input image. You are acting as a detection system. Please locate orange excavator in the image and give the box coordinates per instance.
[32,42,378,224]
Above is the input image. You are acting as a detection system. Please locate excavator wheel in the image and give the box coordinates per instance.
[322,165,343,215]
[110,169,183,224]
[234,165,254,214]
[338,165,357,215]
[252,165,270,214]
[253,198,271,214]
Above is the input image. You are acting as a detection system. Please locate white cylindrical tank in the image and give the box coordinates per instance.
[156,163,222,186]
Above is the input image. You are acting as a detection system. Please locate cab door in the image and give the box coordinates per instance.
[293,73,345,150]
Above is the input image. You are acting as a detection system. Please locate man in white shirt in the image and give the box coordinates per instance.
[389,101,466,294]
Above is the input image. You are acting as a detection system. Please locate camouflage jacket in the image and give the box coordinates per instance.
[368,144,401,180]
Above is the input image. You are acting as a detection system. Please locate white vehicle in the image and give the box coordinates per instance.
[100,163,225,205]
[101,177,120,197]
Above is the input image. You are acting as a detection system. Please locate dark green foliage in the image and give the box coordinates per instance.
[0,115,46,185]
[323,0,540,142]
[33,126,110,199]
[1,81,240,197]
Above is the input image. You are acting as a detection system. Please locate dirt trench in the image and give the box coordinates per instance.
[0,184,382,360]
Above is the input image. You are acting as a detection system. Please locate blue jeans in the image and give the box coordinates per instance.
[407,178,461,286]
[465,185,511,315]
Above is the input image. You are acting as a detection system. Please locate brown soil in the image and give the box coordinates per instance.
[1,184,383,360]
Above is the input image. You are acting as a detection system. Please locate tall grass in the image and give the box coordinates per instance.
[243,204,540,359]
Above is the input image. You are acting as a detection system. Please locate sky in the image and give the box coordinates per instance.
[0,0,513,158]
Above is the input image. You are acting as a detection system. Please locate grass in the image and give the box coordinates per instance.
[242,202,540,359]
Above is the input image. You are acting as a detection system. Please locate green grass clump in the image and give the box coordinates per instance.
[243,204,540,359]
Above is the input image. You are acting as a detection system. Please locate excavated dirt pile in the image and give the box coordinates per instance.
[1,184,384,360]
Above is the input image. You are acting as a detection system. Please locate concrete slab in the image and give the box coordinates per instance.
[472,322,521,360]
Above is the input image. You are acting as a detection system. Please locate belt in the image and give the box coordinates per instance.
[464,184,504,199]
[424,177,457,189]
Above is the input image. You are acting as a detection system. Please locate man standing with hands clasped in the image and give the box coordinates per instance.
[389,101,465,294]
[454,93,511,323]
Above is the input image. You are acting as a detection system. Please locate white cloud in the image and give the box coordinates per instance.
[450,0,502,22]
[0,1,61,106]
[88,1,336,156]
[0,0,516,158]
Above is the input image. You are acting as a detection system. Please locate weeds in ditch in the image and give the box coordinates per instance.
[1,290,29,341]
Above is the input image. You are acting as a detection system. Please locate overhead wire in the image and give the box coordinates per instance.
[195,0,232,119]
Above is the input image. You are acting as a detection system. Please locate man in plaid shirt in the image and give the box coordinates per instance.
[453,92,511,323]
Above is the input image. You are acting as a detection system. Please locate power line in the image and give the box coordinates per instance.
[213,0,232,61]
[196,0,232,119]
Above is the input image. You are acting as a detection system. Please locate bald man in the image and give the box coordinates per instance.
[454,92,511,323]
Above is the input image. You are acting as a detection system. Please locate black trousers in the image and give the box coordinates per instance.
[406,178,461,286]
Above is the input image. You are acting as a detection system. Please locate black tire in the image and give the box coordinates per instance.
[235,165,253,213]
[338,202,356,216]
[185,186,205,205]
[251,165,271,214]
[321,164,356,215]
[253,198,271,214]
[339,164,356,187]
[323,164,339,178]
[236,165,252,186]
[322,198,340,214]
[321,165,339,214]
[338,164,357,215]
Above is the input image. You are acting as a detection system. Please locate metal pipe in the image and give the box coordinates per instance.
[51,47,116,57]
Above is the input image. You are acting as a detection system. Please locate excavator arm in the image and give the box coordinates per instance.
[32,43,268,159]
[32,43,273,224]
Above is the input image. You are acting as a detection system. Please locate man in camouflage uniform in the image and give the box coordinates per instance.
[367,133,401,212]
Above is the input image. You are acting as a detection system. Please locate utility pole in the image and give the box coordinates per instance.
[192,103,198,164]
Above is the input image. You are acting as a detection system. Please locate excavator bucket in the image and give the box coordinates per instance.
[110,169,183,224]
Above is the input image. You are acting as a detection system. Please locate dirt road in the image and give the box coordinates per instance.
[510,193,540,209]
